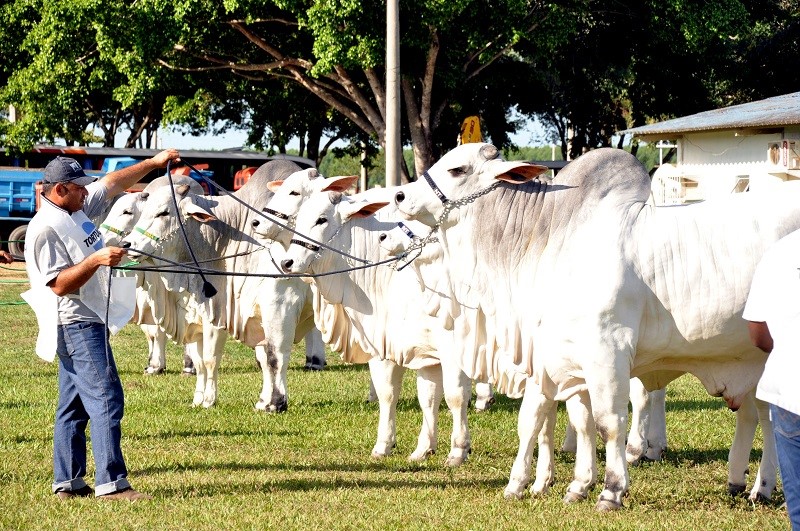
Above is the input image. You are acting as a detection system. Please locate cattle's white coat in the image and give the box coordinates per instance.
[120,161,325,410]
[392,143,791,509]
[277,192,473,465]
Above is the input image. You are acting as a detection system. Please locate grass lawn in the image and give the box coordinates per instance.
[0,268,789,530]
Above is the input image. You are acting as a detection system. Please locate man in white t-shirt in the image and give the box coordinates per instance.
[743,228,800,529]
[25,150,179,501]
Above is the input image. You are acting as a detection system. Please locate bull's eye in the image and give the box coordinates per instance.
[156,210,169,218]
[289,191,300,196]
[448,165,470,177]
[315,216,327,226]
[122,209,133,216]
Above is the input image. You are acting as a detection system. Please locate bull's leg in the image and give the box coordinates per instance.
[440,359,471,467]
[727,390,759,497]
[201,326,227,408]
[473,381,495,412]
[562,419,578,454]
[504,380,554,500]
[142,324,167,375]
[188,338,206,407]
[563,391,597,503]
[264,335,292,413]
[182,345,196,376]
[254,344,276,412]
[749,396,778,501]
[587,367,630,511]
[530,397,558,496]
[303,327,326,371]
[626,377,651,465]
[366,374,378,403]
[644,388,667,461]
[409,365,443,463]
[369,357,405,458]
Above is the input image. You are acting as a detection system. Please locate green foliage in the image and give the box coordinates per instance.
[0,278,789,529]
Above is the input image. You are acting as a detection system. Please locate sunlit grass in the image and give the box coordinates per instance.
[0,282,789,530]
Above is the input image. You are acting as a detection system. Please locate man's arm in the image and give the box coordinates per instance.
[0,250,12,264]
[100,148,181,198]
[747,321,773,354]
[47,247,129,296]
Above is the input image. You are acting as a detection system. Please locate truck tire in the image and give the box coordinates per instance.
[8,224,27,257]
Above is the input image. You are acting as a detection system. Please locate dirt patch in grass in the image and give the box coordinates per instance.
[0,262,28,281]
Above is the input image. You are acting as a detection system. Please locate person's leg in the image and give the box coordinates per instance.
[52,326,92,495]
[770,403,800,529]
[61,322,130,496]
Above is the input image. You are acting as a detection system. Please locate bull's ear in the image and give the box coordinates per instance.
[321,174,358,193]
[340,200,389,221]
[183,201,217,223]
[266,180,284,192]
[176,184,192,196]
[493,163,550,184]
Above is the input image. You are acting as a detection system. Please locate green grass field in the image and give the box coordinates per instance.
[0,275,789,530]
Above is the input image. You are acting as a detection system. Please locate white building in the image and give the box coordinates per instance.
[621,92,800,205]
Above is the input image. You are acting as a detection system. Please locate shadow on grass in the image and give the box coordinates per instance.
[134,428,302,441]
[140,459,510,496]
[665,398,729,412]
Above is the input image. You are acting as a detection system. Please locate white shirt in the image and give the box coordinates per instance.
[743,228,800,416]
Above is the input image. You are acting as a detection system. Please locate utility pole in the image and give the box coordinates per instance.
[385,0,401,187]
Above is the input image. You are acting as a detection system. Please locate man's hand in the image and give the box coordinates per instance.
[150,148,181,168]
[48,246,128,296]
[0,250,13,264]
[103,148,182,197]
[90,246,128,267]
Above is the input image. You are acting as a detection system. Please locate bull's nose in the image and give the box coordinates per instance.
[378,232,387,242]
[281,259,294,273]
[252,219,260,227]
[395,191,405,203]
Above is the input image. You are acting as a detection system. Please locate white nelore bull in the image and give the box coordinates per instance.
[100,175,203,375]
[389,143,793,510]
[277,191,475,465]
[120,160,326,410]
[250,167,496,412]
[380,215,622,498]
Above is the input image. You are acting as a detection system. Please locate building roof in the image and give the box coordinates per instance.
[620,91,800,140]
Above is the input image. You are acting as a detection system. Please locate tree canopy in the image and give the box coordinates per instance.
[1,0,798,174]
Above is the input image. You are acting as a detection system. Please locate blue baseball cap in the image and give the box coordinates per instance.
[43,156,97,186]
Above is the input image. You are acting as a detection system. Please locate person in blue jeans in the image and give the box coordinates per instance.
[744,227,800,529]
[24,149,180,500]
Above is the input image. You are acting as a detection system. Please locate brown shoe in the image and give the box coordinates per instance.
[56,485,94,500]
[98,487,152,501]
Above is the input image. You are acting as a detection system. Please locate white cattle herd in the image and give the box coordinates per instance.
[98,143,799,511]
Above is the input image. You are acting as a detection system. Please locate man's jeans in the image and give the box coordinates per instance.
[53,321,130,496]
[771,403,800,530]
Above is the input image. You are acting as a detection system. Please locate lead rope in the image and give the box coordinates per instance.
[166,160,217,297]
[179,159,370,265]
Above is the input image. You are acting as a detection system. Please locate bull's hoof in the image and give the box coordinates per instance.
[265,398,288,414]
[371,442,396,458]
[503,485,526,501]
[563,491,587,504]
[749,491,772,504]
[474,396,496,412]
[595,498,623,511]
[144,366,165,375]
[444,453,468,468]
[727,483,747,497]
[408,448,435,463]
[182,367,196,377]
[303,364,324,371]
